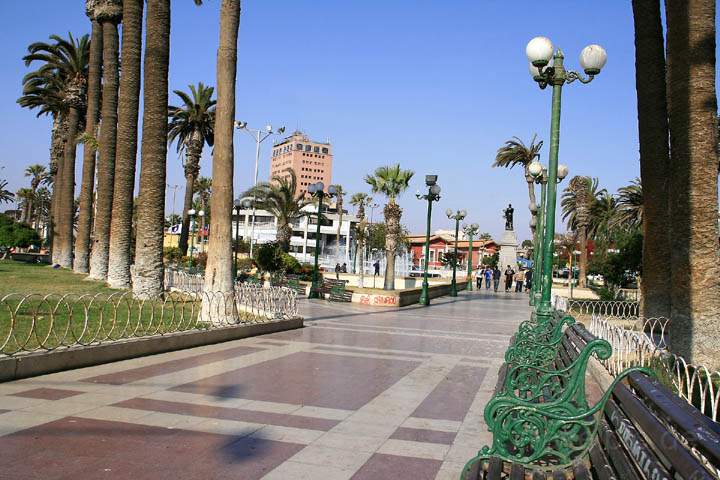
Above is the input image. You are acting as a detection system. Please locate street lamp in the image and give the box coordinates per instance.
[463,223,480,291]
[233,198,242,279]
[527,161,568,306]
[445,209,467,297]
[416,175,441,306]
[187,208,196,272]
[234,121,286,258]
[526,35,606,320]
[307,181,336,299]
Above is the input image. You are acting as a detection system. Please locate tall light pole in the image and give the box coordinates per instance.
[463,223,480,291]
[416,175,441,306]
[234,121,285,258]
[526,36,607,319]
[233,198,242,279]
[187,208,196,272]
[528,162,568,306]
[307,182,337,299]
[446,209,466,297]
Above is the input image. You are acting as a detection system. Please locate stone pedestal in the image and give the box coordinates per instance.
[498,229,518,270]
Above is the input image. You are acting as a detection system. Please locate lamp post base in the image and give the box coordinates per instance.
[449,281,457,297]
[419,281,430,306]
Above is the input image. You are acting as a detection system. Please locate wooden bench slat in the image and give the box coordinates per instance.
[487,457,502,480]
[611,379,715,480]
[509,463,524,480]
[589,443,618,480]
[572,462,590,480]
[628,372,720,464]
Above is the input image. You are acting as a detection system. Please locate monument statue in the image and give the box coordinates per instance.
[503,204,514,231]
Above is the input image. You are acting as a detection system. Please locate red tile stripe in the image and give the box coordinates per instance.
[411,365,487,421]
[10,388,84,401]
[350,453,442,480]
[81,345,263,385]
[389,426,457,445]
[113,397,340,431]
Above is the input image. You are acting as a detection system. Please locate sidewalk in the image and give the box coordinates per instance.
[0,289,530,479]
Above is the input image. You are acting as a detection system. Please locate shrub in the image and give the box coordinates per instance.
[255,242,283,272]
[163,246,182,263]
[236,257,255,271]
[280,252,301,273]
[0,214,41,249]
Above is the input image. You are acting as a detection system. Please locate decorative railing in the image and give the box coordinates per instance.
[552,295,639,319]
[589,314,720,422]
[0,274,298,357]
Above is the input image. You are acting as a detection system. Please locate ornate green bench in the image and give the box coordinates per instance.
[319,279,352,302]
[462,321,720,479]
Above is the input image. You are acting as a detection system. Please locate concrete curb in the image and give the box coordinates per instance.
[0,317,303,383]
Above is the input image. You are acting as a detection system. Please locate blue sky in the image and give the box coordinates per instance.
[0,1,707,242]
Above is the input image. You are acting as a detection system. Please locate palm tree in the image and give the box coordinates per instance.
[107,0,144,289]
[203,0,242,310]
[330,184,344,249]
[74,1,105,274]
[561,176,603,288]
[168,83,216,256]
[612,178,643,232]
[88,0,123,280]
[244,169,305,251]
[350,192,371,286]
[632,0,672,319]
[665,0,720,367]
[0,181,14,205]
[24,164,49,221]
[193,176,212,246]
[22,33,90,268]
[133,0,172,299]
[587,190,616,245]
[16,189,35,224]
[33,187,52,235]
[493,135,543,235]
[365,164,414,290]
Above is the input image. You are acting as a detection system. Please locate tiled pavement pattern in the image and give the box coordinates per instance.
[0,290,529,479]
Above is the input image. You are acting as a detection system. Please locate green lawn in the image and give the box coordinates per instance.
[0,260,216,355]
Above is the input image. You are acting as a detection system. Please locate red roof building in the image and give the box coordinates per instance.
[408,233,498,270]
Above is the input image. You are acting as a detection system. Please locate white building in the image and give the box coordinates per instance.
[233,203,359,266]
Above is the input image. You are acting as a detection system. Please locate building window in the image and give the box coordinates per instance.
[296,143,303,150]
[305,145,311,152]
[314,146,320,153]
[322,147,328,154]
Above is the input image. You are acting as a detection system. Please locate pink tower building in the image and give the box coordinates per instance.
[269,131,333,198]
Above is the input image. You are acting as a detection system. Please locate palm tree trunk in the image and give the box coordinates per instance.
[55,107,80,268]
[133,0,170,299]
[203,0,241,309]
[578,229,587,288]
[88,17,120,280]
[178,171,196,256]
[357,219,366,288]
[74,15,103,273]
[49,114,67,264]
[383,201,401,290]
[107,0,143,289]
[666,0,720,368]
[525,170,537,236]
[632,0,672,319]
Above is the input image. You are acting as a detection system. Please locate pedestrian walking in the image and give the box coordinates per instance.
[493,266,501,292]
[514,268,524,292]
[484,267,492,290]
[504,265,515,292]
[525,268,533,292]
[335,263,341,280]
[476,265,483,289]
[373,260,380,276]
[341,263,347,273]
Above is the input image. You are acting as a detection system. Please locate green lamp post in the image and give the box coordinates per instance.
[463,223,480,291]
[445,209,467,297]
[528,163,568,306]
[187,208,196,273]
[307,181,336,299]
[416,175,441,306]
[526,36,607,320]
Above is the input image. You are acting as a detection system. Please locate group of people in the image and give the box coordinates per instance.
[475,264,533,293]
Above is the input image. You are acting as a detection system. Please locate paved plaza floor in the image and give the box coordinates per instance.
[0,289,529,479]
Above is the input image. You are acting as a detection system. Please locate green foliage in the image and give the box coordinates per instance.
[254,242,283,273]
[168,83,216,153]
[588,231,643,288]
[493,135,542,170]
[440,251,460,268]
[0,214,41,249]
[364,164,414,202]
[163,247,182,263]
[485,252,499,268]
[280,252,301,273]
[236,257,255,271]
[366,222,410,252]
